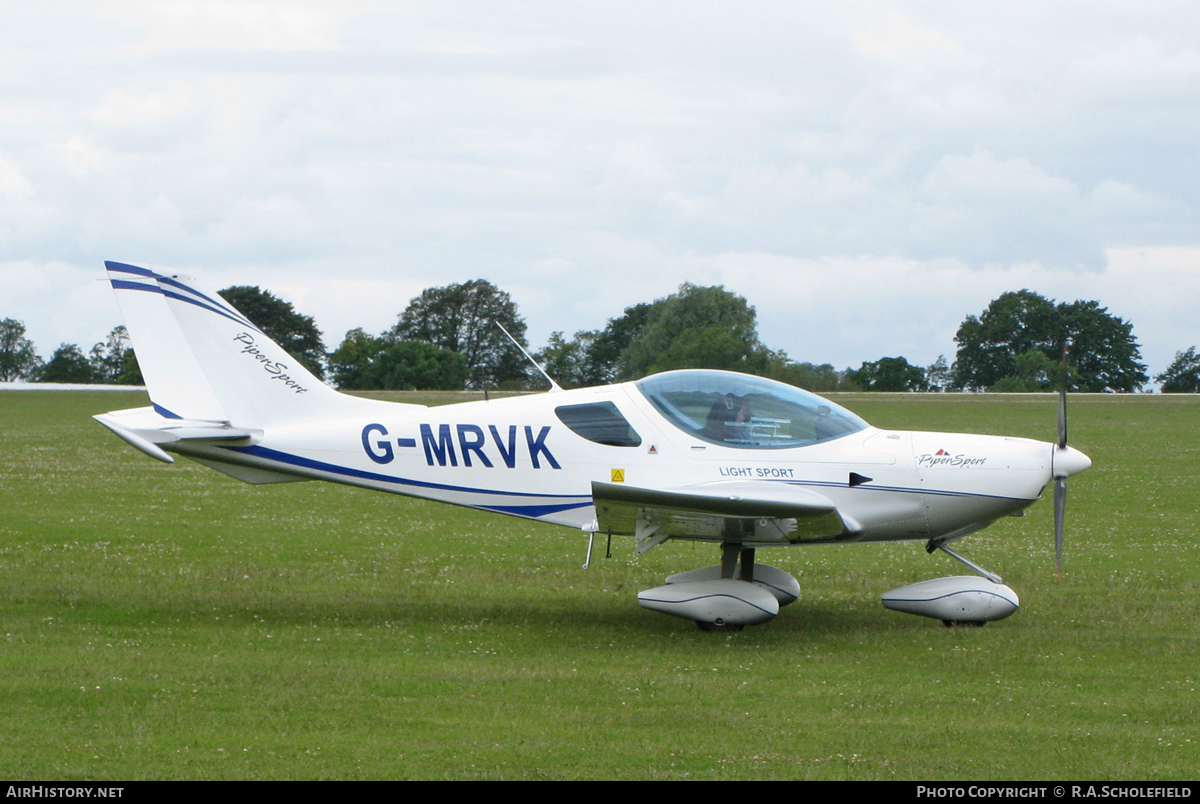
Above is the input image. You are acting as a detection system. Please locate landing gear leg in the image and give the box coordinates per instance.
[926,539,1003,584]
[720,542,740,579]
[719,543,757,581]
[740,547,756,583]
[929,540,1000,625]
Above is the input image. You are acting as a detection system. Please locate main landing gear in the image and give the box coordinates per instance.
[637,543,801,631]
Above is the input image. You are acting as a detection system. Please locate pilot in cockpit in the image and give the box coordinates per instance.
[701,394,752,443]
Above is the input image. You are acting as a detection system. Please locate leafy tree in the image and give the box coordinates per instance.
[88,326,142,385]
[988,350,1064,392]
[218,286,327,380]
[846,356,929,391]
[40,343,97,383]
[364,341,468,391]
[582,302,654,385]
[924,355,952,391]
[953,290,1059,390]
[391,280,527,389]
[762,352,855,392]
[0,318,42,381]
[328,328,467,391]
[530,302,657,389]
[953,290,1147,392]
[328,328,385,390]
[618,284,768,379]
[1059,300,1148,393]
[1157,347,1200,393]
[534,331,593,389]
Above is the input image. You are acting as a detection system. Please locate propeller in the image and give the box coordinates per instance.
[1055,343,1068,579]
[1051,341,1092,579]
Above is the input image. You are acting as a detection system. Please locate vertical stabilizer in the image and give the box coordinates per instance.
[105,262,228,421]
[153,271,352,426]
[106,262,357,428]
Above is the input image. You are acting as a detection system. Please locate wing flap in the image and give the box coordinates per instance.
[592,480,854,545]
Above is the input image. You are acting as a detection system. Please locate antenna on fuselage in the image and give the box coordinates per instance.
[495,321,564,393]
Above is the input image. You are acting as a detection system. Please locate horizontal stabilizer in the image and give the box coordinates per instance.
[93,414,175,463]
[94,406,306,486]
[94,406,261,464]
[592,480,852,545]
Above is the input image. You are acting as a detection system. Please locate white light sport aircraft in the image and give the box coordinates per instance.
[95,261,1092,631]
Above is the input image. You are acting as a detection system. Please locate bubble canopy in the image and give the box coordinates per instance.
[634,370,870,450]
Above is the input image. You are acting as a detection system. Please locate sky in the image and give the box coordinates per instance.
[3,1,1200,381]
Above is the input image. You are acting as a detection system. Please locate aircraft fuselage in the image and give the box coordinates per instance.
[168,380,1068,547]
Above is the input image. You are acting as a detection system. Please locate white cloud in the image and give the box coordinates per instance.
[98,0,362,52]
[910,151,1099,266]
[0,153,33,198]
[43,136,107,177]
[82,83,199,128]
[2,1,1200,384]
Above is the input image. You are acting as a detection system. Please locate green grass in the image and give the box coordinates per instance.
[1,390,1198,779]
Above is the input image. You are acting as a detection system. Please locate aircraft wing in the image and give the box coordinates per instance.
[591,480,858,551]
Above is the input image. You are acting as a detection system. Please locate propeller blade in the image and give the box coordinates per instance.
[1054,339,1069,579]
[1057,382,1067,449]
[1057,342,1069,449]
[1054,477,1066,580]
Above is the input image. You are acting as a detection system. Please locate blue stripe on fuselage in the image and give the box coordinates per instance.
[217,443,591,503]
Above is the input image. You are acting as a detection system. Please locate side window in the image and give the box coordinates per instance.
[554,402,642,447]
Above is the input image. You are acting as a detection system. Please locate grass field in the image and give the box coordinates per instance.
[1,389,1198,780]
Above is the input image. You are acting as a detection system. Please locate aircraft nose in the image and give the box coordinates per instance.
[1052,445,1092,478]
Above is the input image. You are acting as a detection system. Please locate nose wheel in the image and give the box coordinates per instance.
[883,543,1019,625]
[696,620,745,632]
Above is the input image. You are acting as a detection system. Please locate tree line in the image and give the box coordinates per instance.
[0,321,142,385]
[4,282,1199,393]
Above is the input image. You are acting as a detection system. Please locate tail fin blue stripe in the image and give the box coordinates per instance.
[110,275,259,332]
[156,286,258,331]
[152,402,184,420]
[157,275,253,325]
[104,261,156,278]
[111,279,161,293]
[107,262,259,332]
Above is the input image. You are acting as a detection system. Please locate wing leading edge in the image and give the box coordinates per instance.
[591,480,859,552]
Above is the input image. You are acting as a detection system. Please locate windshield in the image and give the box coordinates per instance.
[635,370,869,449]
